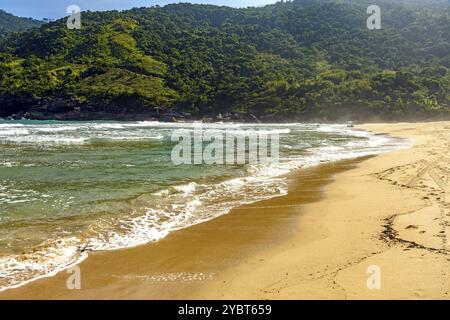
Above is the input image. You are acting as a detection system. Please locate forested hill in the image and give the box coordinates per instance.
[0,10,43,40]
[0,0,449,121]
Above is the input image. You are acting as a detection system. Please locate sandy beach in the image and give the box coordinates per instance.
[1,121,450,300]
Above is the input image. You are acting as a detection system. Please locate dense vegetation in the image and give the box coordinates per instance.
[0,0,449,121]
[0,10,43,40]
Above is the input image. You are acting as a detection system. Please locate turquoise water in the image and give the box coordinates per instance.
[0,120,407,289]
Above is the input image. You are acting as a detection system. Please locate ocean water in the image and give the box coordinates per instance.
[0,120,408,290]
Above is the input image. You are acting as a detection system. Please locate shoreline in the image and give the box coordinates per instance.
[1,121,449,299]
[3,117,450,124]
[0,157,365,299]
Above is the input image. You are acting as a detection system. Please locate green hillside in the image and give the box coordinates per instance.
[0,10,43,40]
[0,0,448,121]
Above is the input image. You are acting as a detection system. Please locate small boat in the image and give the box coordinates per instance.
[347,121,354,128]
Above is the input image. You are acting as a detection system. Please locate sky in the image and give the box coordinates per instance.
[0,0,278,20]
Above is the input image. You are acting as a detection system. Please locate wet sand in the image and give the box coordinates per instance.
[2,121,450,299]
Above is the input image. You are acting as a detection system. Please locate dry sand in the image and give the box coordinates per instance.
[1,121,450,299]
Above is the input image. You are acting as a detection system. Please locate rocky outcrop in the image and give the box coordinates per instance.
[0,94,266,122]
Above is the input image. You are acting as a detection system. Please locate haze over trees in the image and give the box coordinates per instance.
[0,0,448,121]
